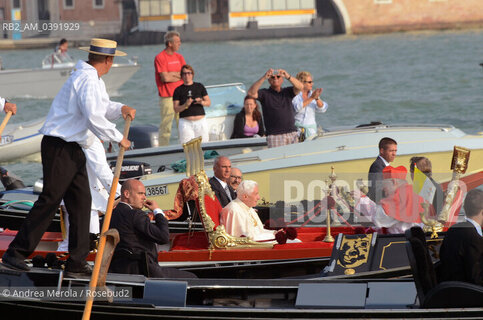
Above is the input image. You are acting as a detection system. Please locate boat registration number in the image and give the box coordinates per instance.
[145,184,168,197]
[0,135,13,146]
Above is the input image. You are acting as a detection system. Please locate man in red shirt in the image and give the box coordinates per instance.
[154,31,186,145]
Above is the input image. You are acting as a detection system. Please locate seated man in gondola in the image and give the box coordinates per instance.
[355,165,426,234]
[439,189,483,285]
[220,180,278,242]
[109,179,195,278]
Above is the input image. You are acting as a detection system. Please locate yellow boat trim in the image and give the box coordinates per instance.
[146,149,483,210]
[230,9,315,18]
[139,14,187,22]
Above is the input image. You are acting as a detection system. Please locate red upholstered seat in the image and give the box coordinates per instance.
[196,194,223,229]
[171,231,209,250]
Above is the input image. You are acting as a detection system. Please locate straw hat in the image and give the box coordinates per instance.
[79,38,126,56]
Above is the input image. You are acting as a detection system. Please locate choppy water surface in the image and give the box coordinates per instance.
[1,29,482,185]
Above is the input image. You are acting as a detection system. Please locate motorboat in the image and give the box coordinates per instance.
[140,123,483,210]
[0,117,43,163]
[0,52,139,98]
[0,83,267,165]
[106,82,267,172]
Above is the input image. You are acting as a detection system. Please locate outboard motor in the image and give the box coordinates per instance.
[128,125,159,149]
[110,160,152,182]
[0,167,25,190]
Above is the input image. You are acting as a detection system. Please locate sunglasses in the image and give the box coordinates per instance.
[181,72,193,75]
[270,75,282,79]
[304,81,313,84]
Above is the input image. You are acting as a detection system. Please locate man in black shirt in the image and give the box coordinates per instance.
[439,189,483,285]
[247,68,303,148]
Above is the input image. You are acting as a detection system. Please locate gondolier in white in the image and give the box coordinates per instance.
[1,38,136,275]
[0,97,17,115]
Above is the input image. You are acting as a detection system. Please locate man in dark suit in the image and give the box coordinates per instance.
[367,137,397,203]
[109,179,195,278]
[439,189,483,285]
[209,156,236,207]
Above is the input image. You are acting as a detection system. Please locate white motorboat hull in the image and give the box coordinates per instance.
[0,118,43,163]
[108,136,267,172]
[0,63,139,98]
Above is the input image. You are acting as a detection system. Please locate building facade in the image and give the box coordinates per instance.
[137,0,483,34]
[1,0,122,39]
[137,0,317,32]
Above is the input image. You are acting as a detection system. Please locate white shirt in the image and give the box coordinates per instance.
[356,196,420,234]
[40,60,124,147]
[0,96,5,112]
[466,217,482,237]
[378,155,390,167]
[221,198,276,242]
[214,176,228,189]
[292,91,328,137]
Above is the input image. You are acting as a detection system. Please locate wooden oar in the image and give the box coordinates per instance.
[82,115,132,320]
[0,111,12,137]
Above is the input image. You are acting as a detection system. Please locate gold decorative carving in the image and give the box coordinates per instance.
[324,171,335,242]
[344,269,355,275]
[450,146,470,174]
[420,203,443,238]
[437,146,471,224]
[337,234,373,269]
[183,137,273,250]
[419,146,470,234]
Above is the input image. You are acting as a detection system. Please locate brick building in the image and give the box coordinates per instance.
[1,0,123,39]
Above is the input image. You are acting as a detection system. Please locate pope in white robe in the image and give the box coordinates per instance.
[221,180,277,242]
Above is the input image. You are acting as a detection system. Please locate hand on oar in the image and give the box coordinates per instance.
[121,105,136,121]
[4,102,17,115]
[119,137,131,149]
[0,111,13,137]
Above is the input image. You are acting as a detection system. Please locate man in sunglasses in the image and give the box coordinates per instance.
[248,69,303,148]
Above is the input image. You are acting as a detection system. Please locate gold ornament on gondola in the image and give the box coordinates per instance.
[183,137,273,251]
[421,146,471,238]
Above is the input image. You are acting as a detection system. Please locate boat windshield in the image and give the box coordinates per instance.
[205,83,245,117]
[41,52,75,69]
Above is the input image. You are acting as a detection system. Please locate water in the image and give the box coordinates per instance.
[1,29,482,186]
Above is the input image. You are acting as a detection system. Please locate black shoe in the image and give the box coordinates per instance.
[65,262,92,276]
[1,252,30,271]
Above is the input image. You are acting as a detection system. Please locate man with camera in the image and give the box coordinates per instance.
[248,68,303,148]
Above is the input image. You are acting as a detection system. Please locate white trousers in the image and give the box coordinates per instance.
[178,117,209,144]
